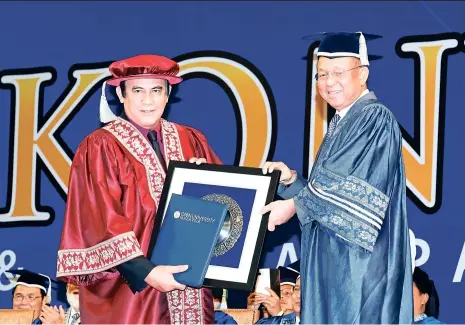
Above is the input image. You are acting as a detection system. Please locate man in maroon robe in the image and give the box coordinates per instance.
[56,54,220,324]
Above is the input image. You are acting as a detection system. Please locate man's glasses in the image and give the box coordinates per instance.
[315,65,363,81]
[13,294,41,302]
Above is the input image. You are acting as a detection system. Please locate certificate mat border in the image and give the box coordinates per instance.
[148,161,280,291]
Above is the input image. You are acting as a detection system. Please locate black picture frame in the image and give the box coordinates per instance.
[149,161,280,291]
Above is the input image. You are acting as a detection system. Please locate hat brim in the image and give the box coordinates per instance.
[107,74,183,86]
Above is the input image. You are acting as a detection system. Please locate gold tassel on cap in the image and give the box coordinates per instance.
[99,81,118,123]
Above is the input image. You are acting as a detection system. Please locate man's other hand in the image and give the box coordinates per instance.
[261,199,296,231]
[145,265,188,292]
[261,287,282,316]
[262,161,296,185]
[189,157,207,165]
[40,305,65,324]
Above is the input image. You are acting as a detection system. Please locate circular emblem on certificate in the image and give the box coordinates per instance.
[201,194,243,257]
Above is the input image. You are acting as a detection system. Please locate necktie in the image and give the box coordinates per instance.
[327,113,341,136]
[147,130,167,172]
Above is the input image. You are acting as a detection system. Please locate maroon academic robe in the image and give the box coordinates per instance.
[56,118,220,324]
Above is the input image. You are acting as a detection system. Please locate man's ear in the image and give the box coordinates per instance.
[116,86,124,103]
[359,66,369,85]
[422,292,430,305]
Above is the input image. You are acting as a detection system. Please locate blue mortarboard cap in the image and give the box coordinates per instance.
[302,32,382,66]
[212,287,223,300]
[286,260,300,274]
[278,260,300,286]
[8,269,52,303]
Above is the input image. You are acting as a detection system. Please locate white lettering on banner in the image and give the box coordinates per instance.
[453,242,465,283]
[277,243,298,267]
[0,250,22,291]
[415,238,431,267]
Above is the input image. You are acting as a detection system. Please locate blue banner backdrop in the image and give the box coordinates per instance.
[0,1,464,323]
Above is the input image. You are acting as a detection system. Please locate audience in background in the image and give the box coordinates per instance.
[9,269,53,324]
[413,267,445,324]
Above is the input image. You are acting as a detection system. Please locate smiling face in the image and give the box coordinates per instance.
[12,285,45,319]
[116,78,169,129]
[316,56,369,111]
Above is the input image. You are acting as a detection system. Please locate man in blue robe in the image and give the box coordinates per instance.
[261,31,413,324]
[413,268,445,324]
[9,269,52,324]
[256,274,302,325]
[212,288,237,324]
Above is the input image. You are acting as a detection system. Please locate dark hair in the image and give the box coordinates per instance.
[413,267,440,318]
[119,80,169,97]
[211,288,223,300]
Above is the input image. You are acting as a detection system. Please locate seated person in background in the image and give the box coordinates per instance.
[247,261,300,317]
[248,262,300,319]
[38,282,81,325]
[9,269,53,324]
[413,267,445,324]
[256,275,301,325]
[276,265,300,315]
[212,288,237,325]
[64,283,80,325]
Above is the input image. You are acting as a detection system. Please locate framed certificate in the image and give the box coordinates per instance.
[150,161,280,291]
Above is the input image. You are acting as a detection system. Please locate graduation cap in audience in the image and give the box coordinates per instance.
[278,260,301,286]
[212,287,223,300]
[286,260,300,274]
[302,32,383,65]
[8,269,52,304]
[211,287,229,309]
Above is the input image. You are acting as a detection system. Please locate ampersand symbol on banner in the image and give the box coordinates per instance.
[0,250,22,291]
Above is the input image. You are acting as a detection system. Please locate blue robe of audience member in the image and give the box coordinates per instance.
[414,314,445,324]
[214,311,237,324]
[255,312,298,324]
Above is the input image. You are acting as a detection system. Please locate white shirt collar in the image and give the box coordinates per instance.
[337,89,370,120]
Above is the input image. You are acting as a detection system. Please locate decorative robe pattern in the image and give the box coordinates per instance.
[57,117,220,324]
[279,92,413,324]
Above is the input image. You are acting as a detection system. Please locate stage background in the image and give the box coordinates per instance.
[0,1,464,323]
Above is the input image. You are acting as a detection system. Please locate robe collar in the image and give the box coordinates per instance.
[337,89,370,120]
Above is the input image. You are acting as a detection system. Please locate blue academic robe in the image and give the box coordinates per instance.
[414,314,445,324]
[214,311,238,324]
[255,312,298,324]
[279,92,413,324]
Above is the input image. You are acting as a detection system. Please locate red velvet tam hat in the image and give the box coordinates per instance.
[99,54,182,123]
[106,54,183,86]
